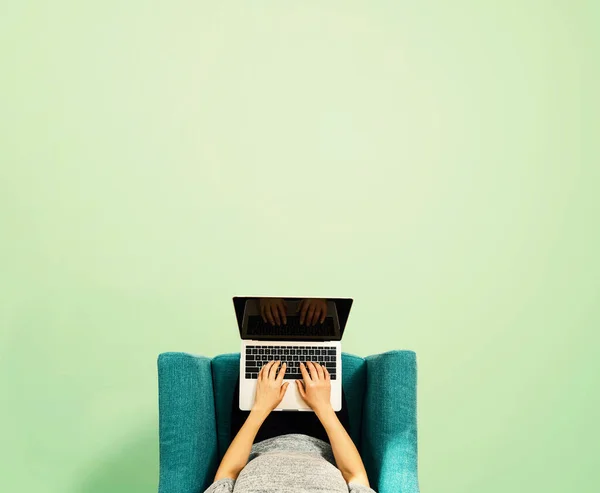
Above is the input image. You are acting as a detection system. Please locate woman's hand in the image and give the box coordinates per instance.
[296,361,332,413]
[252,361,289,414]
[297,298,327,325]
[297,362,370,487]
[259,298,287,325]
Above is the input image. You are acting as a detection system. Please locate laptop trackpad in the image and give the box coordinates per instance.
[275,381,341,412]
[276,382,312,411]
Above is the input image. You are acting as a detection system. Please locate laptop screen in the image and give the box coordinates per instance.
[233,297,353,342]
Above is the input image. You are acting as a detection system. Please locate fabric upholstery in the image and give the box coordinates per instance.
[340,353,367,450]
[362,351,418,493]
[211,353,242,459]
[158,353,219,493]
[157,351,418,493]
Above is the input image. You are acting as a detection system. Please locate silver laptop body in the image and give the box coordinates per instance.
[233,297,353,412]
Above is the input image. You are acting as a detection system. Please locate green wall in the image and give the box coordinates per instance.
[1,2,598,492]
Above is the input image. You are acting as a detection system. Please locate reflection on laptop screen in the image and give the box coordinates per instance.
[233,297,353,342]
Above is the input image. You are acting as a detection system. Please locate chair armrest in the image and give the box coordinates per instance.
[362,351,419,493]
[158,352,218,493]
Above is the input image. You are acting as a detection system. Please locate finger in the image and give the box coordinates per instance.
[299,362,311,382]
[315,307,323,325]
[319,308,326,324]
[258,364,266,380]
[260,305,267,323]
[273,304,282,325]
[276,304,286,325]
[266,306,275,325]
[276,362,287,383]
[268,361,280,379]
[307,361,319,380]
[279,303,287,325]
[261,361,272,379]
[307,305,316,326]
[272,361,281,379]
[296,380,307,399]
[279,382,289,400]
[263,361,275,379]
[322,364,330,381]
[313,361,324,379]
[299,300,308,324]
[312,307,321,325]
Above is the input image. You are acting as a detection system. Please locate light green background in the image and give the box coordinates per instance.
[1,1,598,492]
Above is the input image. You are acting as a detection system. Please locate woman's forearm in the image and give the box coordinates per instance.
[214,409,269,481]
[316,406,370,486]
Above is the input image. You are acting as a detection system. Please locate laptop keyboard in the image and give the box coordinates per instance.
[246,315,336,337]
[244,345,337,380]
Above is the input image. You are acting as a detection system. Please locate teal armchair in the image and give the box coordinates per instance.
[157,351,419,493]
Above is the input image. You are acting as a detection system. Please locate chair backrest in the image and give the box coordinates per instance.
[211,352,367,457]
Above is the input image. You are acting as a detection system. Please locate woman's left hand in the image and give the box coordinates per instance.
[252,361,289,414]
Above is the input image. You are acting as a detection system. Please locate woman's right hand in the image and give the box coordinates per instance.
[298,365,370,489]
[259,298,287,325]
[296,361,332,413]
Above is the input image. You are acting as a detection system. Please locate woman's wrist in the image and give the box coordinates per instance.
[249,407,271,422]
[314,404,336,425]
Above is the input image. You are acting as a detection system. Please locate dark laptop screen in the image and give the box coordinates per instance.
[233,297,353,341]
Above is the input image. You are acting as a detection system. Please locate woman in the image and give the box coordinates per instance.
[204,360,375,492]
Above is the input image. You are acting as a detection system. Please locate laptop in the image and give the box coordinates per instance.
[233,296,353,411]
